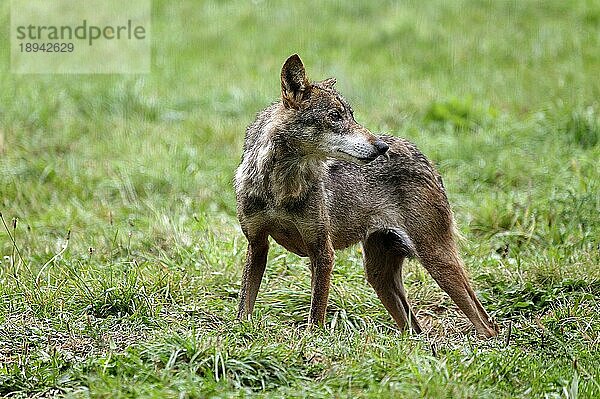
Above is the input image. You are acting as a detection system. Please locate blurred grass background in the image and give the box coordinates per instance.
[0,0,599,397]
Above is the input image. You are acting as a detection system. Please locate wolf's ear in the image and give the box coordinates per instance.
[321,77,336,88]
[281,54,310,109]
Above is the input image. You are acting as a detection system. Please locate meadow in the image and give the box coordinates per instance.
[1,1,599,397]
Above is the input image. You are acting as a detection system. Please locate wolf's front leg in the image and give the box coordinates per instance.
[237,235,269,321]
[307,239,335,327]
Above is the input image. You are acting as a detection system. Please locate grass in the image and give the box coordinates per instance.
[1,0,599,397]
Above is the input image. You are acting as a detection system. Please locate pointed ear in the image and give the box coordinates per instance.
[321,77,336,88]
[281,54,310,109]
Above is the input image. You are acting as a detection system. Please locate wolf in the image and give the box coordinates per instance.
[234,54,498,338]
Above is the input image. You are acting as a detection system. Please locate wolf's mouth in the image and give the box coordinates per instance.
[335,149,378,164]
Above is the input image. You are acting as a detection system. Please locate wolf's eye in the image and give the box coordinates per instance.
[328,110,342,122]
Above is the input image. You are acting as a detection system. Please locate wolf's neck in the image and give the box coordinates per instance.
[236,125,325,207]
[269,139,324,206]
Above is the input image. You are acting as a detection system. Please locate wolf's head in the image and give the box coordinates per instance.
[278,54,388,164]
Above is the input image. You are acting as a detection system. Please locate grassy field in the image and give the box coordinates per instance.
[1,0,599,397]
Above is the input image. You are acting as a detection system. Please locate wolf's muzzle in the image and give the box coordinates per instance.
[374,139,389,155]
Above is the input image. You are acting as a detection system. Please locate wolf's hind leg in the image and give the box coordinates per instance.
[418,245,498,338]
[362,229,422,334]
[237,236,269,321]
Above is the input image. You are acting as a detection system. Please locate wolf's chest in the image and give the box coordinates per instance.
[260,206,309,256]
[238,198,310,257]
[269,222,309,257]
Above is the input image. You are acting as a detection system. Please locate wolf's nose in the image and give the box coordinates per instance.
[374,140,389,155]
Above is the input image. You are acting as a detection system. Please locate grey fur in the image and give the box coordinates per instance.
[235,54,499,338]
